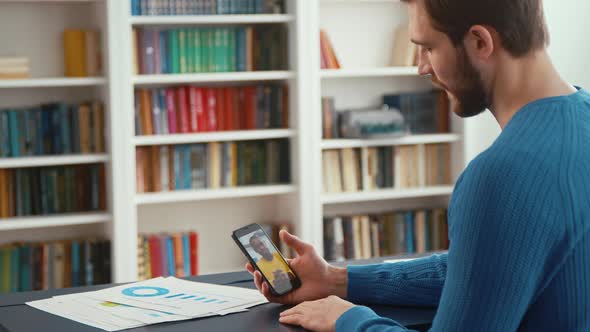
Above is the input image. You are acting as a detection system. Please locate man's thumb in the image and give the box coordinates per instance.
[279,230,309,256]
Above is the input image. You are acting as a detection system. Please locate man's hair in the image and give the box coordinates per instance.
[249,233,263,247]
[403,0,549,57]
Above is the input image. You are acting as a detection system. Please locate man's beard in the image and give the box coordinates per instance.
[444,47,490,118]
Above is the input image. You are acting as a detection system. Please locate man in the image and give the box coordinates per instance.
[248,233,292,290]
[246,0,590,331]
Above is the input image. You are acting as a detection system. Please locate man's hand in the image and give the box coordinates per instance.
[245,230,347,305]
[279,295,355,332]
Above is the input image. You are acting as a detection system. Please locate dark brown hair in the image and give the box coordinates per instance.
[403,0,549,57]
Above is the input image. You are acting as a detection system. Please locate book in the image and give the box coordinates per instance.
[323,208,449,260]
[391,24,418,66]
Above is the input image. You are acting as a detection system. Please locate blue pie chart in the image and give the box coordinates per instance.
[122,286,170,297]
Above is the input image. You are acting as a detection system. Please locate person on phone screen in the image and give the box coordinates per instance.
[246,0,590,331]
[249,233,292,289]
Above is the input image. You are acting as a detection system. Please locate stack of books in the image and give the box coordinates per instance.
[137,231,199,280]
[133,25,288,74]
[63,29,102,77]
[323,208,448,261]
[131,0,285,15]
[0,238,111,293]
[0,164,107,218]
[0,56,30,79]
[135,84,288,135]
[0,102,105,158]
[322,143,452,193]
[322,91,450,138]
[135,139,290,192]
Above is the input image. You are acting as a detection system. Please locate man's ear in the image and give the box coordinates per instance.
[464,25,495,61]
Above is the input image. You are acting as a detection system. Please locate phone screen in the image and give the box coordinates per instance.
[235,226,300,295]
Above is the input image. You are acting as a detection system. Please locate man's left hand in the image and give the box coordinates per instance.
[279,295,355,332]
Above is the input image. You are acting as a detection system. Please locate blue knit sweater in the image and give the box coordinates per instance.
[336,87,590,331]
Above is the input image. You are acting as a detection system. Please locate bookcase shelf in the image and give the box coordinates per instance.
[0,212,110,231]
[0,154,109,168]
[320,67,419,79]
[133,71,295,86]
[320,134,461,149]
[0,77,107,89]
[135,185,296,205]
[133,129,295,146]
[321,186,455,204]
[130,14,295,25]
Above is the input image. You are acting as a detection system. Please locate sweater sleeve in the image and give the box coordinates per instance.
[345,254,448,307]
[337,154,566,332]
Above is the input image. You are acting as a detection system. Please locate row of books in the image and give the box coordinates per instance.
[0,238,111,294]
[0,102,105,158]
[0,56,30,79]
[137,232,199,280]
[63,30,102,77]
[0,165,106,218]
[383,90,450,134]
[131,0,285,15]
[135,84,288,136]
[319,30,340,70]
[322,143,451,193]
[323,208,449,261]
[136,139,290,192]
[133,25,287,75]
[322,91,450,139]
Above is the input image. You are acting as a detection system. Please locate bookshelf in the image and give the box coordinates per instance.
[133,129,295,146]
[135,185,297,205]
[0,77,107,88]
[0,0,511,291]
[0,154,109,168]
[320,66,419,79]
[107,0,312,282]
[0,212,110,231]
[133,71,295,85]
[305,0,468,257]
[130,14,295,25]
[0,0,122,293]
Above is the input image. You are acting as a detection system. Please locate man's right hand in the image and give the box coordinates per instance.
[245,230,348,305]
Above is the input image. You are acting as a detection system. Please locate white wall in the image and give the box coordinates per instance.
[460,0,590,164]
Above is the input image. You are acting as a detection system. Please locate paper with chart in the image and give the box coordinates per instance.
[26,276,268,331]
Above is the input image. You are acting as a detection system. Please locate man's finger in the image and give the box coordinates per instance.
[253,271,263,291]
[279,313,304,326]
[245,263,254,274]
[279,230,311,257]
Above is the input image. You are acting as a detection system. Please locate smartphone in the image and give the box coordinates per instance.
[232,223,301,296]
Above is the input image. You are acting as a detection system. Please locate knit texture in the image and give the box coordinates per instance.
[336,87,590,331]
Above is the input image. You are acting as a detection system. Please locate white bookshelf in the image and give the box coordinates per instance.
[0,212,110,231]
[320,66,419,79]
[109,0,311,281]
[0,154,109,168]
[0,77,107,88]
[133,129,295,146]
[133,71,295,85]
[136,185,297,205]
[0,0,511,286]
[320,133,460,149]
[322,186,455,205]
[130,14,295,25]
[0,0,119,281]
